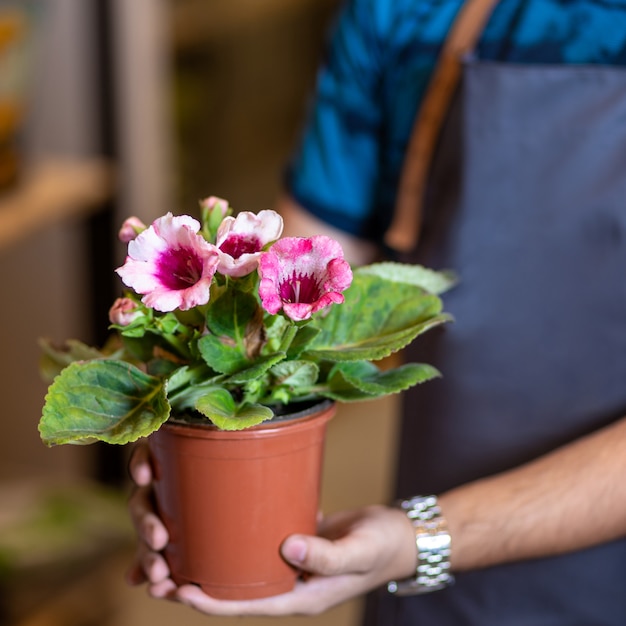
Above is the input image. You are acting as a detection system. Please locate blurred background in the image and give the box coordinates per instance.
[0,1,402,625]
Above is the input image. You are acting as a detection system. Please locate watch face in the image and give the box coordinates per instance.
[419,530,452,553]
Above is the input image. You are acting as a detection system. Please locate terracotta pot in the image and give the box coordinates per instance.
[148,400,335,600]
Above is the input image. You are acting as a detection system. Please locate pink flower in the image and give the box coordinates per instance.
[216,209,283,277]
[109,297,141,326]
[116,213,220,312]
[258,236,352,321]
[118,216,146,243]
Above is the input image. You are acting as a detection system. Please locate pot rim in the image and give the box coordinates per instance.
[161,399,336,440]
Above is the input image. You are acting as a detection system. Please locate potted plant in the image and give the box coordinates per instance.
[38,197,454,599]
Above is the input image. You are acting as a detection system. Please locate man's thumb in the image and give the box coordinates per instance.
[281,535,349,576]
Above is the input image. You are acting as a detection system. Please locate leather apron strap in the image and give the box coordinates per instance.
[384,0,500,253]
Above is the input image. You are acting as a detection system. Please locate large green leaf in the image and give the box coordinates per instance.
[305,273,452,361]
[195,388,274,430]
[355,263,457,295]
[39,360,170,446]
[323,360,441,401]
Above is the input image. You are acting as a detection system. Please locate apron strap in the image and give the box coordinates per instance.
[384,0,500,253]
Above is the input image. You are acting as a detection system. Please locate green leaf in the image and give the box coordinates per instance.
[225,353,286,384]
[201,289,268,371]
[146,358,183,377]
[118,334,156,363]
[262,314,290,354]
[206,289,260,340]
[270,360,319,390]
[355,263,457,295]
[166,365,225,413]
[286,325,322,358]
[324,361,440,401]
[38,339,107,382]
[116,323,148,338]
[39,360,170,446]
[195,388,274,430]
[197,333,248,375]
[305,273,452,361]
[166,363,218,393]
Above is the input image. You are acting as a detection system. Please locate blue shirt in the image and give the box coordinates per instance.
[285,0,626,241]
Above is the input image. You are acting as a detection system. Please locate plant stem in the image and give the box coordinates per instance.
[159,332,192,359]
[278,324,298,354]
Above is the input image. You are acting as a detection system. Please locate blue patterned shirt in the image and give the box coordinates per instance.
[285,0,626,241]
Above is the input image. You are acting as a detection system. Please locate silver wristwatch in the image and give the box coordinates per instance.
[387,495,454,595]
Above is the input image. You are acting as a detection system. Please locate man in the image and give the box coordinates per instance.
[128,0,626,622]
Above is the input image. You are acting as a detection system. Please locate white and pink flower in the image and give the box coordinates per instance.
[216,209,283,277]
[116,213,220,312]
[258,235,352,321]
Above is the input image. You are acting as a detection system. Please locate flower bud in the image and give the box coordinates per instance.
[118,217,147,243]
[109,297,141,326]
[200,196,232,243]
[200,196,229,217]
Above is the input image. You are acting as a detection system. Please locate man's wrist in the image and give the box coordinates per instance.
[387,495,455,595]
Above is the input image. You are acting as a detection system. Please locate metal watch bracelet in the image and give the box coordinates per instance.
[387,495,455,595]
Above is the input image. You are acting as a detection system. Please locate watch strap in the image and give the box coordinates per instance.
[388,495,454,595]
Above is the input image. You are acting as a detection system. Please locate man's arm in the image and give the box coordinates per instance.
[440,413,626,571]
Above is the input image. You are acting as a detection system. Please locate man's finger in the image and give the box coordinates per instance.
[128,442,153,486]
[128,486,169,551]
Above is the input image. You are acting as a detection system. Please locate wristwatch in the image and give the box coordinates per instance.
[387,495,455,595]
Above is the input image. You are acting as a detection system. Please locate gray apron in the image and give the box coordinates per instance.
[366,59,626,625]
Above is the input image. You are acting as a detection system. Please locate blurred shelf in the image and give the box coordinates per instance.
[0,158,115,252]
[172,0,341,48]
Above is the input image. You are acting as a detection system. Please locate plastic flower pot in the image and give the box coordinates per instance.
[148,400,335,600]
